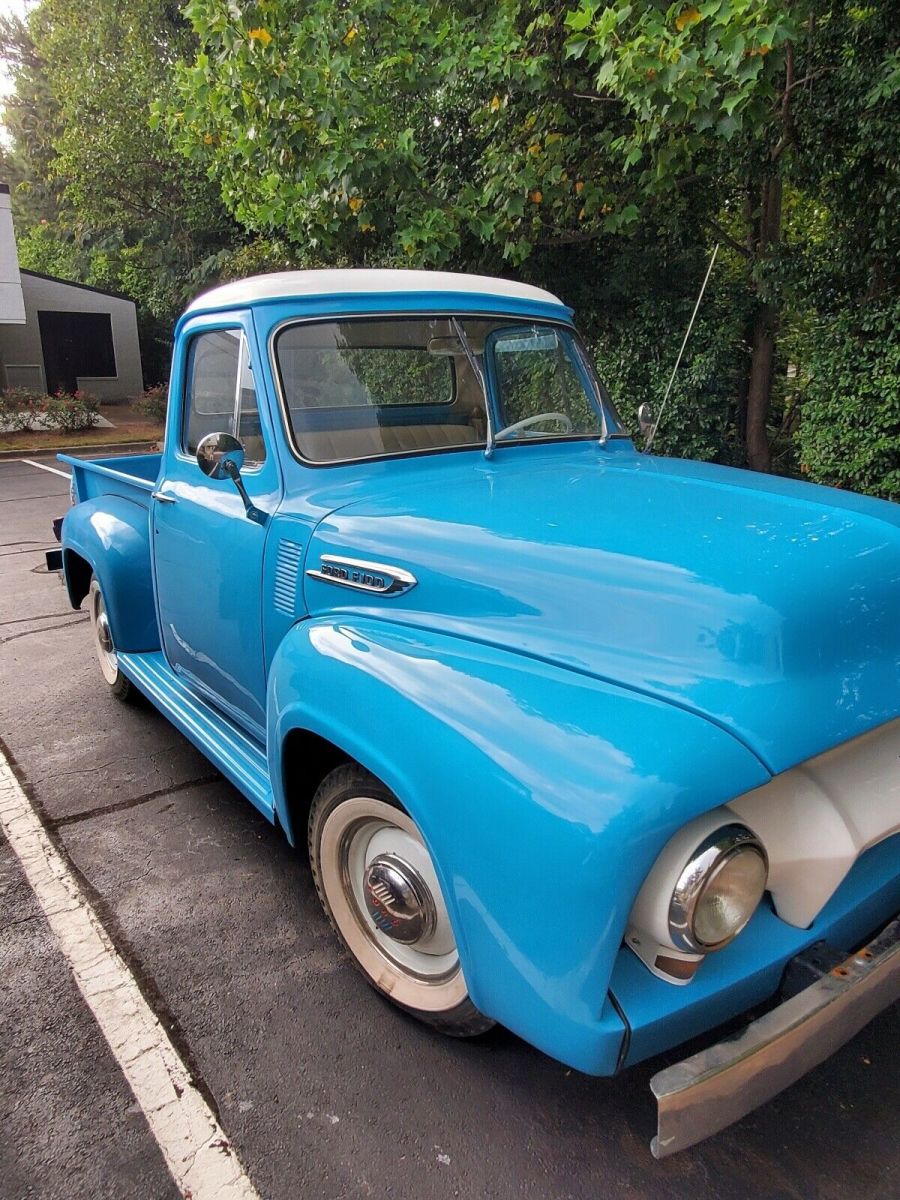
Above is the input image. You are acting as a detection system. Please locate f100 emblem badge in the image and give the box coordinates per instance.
[306,554,418,597]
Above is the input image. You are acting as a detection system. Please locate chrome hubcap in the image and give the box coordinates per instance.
[363,854,437,945]
[318,796,470,1010]
[333,803,459,981]
[96,610,114,656]
[91,582,119,684]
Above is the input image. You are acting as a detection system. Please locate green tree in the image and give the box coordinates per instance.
[564,0,801,471]
[165,1,897,489]
[0,12,63,226]
[33,0,230,272]
[165,1,704,267]
[567,0,898,472]
[1,0,238,343]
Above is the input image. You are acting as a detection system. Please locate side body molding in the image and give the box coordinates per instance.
[267,617,770,1076]
[61,495,160,652]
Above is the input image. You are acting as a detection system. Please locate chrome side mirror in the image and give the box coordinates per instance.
[638,402,655,442]
[196,431,266,525]
[196,431,245,480]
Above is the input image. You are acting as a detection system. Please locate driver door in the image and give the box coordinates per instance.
[152,315,281,739]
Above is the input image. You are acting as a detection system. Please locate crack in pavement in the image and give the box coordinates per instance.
[50,775,222,828]
[1,616,87,645]
[0,545,57,558]
[0,611,76,628]
[34,761,142,786]
[0,492,66,503]
[0,911,47,932]
[33,750,177,786]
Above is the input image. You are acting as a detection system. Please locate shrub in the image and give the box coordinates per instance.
[589,287,750,468]
[0,387,49,432]
[797,298,900,502]
[133,383,169,424]
[44,390,100,433]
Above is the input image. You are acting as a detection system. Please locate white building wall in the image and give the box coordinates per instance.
[0,189,26,325]
[0,271,144,400]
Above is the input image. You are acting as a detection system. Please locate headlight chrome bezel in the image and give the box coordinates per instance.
[668,824,768,953]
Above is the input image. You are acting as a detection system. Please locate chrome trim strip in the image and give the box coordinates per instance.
[650,915,900,1158]
[306,554,418,597]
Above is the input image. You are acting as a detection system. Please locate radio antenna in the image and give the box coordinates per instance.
[645,242,719,453]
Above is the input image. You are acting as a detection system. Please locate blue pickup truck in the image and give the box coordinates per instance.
[57,270,899,1156]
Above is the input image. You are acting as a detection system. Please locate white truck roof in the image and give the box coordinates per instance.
[185,269,566,314]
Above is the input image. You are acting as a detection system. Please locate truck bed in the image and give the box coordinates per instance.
[58,451,161,505]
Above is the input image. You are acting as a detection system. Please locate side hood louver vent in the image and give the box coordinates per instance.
[273,539,304,616]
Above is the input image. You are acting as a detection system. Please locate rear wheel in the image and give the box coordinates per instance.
[88,577,135,702]
[308,763,493,1037]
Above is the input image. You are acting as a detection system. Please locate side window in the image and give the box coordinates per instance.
[183,329,266,465]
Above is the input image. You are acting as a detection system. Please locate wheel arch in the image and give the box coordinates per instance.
[280,727,352,854]
[63,547,93,609]
[61,495,160,652]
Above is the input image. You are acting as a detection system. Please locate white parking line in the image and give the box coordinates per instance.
[20,458,71,480]
[0,752,262,1200]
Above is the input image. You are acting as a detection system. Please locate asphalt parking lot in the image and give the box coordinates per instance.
[1,453,897,1200]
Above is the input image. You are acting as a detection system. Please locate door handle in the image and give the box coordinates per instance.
[151,490,177,504]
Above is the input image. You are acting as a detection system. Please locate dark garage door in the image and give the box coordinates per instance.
[38,310,116,395]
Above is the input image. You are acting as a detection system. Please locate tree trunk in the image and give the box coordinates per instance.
[744,174,783,473]
[746,301,776,472]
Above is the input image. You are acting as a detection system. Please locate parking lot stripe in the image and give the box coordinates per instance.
[0,752,262,1200]
[20,458,71,479]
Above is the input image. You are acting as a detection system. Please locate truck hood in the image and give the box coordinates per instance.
[305,444,900,773]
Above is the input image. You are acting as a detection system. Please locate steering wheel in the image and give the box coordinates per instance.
[494,412,574,441]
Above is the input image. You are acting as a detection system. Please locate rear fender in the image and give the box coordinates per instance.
[61,496,159,652]
[268,618,769,1075]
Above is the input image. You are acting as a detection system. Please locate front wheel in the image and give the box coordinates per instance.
[308,764,494,1037]
[88,577,135,702]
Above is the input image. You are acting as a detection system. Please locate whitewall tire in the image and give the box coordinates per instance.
[88,576,135,702]
[308,764,494,1037]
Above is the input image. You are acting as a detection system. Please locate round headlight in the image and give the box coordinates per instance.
[669,825,768,953]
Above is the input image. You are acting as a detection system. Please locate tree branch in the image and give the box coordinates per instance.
[572,91,624,104]
[771,41,796,162]
[700,217,751,258]
[778,66,834,102]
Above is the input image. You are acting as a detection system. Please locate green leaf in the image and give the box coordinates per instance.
[564,6,594,33]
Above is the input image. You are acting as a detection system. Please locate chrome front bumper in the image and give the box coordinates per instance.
[650,916,900,1158]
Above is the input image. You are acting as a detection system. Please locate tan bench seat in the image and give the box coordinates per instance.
[295,423,480,462]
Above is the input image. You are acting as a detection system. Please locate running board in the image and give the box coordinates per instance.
[117,651,274,821]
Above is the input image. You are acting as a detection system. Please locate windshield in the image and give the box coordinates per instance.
[274,315,621,464]
[487,324,610,444]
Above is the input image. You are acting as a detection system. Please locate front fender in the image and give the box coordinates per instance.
[62,496,159,652]
[268,618,770,1075]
